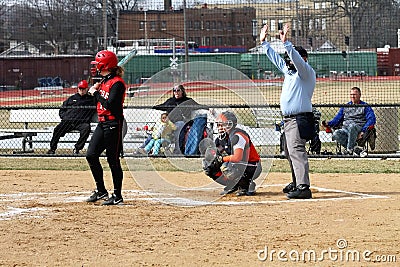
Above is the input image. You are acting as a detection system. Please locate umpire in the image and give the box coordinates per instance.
[47,80,96,155]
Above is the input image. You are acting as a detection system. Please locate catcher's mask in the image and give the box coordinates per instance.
[91,50,118,74]
[216,111,237,140]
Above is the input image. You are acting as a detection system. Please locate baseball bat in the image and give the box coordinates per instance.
[117,48,137,67]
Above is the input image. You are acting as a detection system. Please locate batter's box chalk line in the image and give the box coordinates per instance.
[0,185,390,217]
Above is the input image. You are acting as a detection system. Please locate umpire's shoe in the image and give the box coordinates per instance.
[282,182,295,193]
[286,184,312,199]
[86,190,108,202]
[102,194,123,205]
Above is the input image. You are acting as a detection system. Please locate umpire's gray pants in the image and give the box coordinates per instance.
[283,117,310,186]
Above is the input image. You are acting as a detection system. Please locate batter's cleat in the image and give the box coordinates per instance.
[47,149,55,155]
[286,184,312,199]
[102,194,123,205]
[282,182,295,193]
[86,190,108,202]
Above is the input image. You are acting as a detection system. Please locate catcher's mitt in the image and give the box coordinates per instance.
[202,147,223,180]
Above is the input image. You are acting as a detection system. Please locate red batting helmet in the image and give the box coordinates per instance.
[77,80,88,89]
[91,50,118,72]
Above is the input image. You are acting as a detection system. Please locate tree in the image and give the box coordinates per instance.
[324,0,400,49]
[6,0,103,54]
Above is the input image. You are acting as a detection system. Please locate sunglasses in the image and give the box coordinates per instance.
[173,89,181,92]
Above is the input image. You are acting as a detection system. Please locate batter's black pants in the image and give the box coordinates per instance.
[86,119,124,198]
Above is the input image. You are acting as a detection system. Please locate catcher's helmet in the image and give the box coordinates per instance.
[77,80,88,89]
[216,111,237,140]
[91,50,118,72]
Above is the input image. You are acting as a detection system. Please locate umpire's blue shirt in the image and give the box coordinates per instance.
[261,40,316,116]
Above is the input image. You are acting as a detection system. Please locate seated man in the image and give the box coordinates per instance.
[322,86,376,155]
[47,80,96,155]
[202,111,262,196]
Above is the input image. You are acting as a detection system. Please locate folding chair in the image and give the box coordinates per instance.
[334,125,376,157]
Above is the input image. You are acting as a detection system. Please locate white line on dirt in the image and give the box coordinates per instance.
[0,185,389,220]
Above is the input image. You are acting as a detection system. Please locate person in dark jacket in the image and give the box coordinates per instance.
[153,84,208,155]
[47,80,96,155]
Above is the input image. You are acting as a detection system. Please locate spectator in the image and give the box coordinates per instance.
[139,112,176,155]
[153,84,208,155]
[322,86,376,155]
[47,80,96,155]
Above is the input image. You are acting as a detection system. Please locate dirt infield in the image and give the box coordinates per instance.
[0,170,399,266]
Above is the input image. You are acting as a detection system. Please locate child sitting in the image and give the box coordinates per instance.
[141,112,176,155]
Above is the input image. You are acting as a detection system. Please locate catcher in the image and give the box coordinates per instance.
[202,111,262,196]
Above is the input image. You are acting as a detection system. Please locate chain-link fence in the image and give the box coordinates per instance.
[0,0,399,157]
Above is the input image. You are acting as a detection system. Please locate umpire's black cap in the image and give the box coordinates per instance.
[294,46,308,58]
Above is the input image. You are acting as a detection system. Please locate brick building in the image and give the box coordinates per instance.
[118,6,257,51]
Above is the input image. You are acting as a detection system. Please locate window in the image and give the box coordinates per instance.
[194,21,200,30]
[195,37,201,46]
[237,22,241,31]
[139,21,145,30]
[227,22,232,31]
[217,21,222,30]
[205,21,210,30]
[150,21,156,31]
[211,21,216,30]
[262,19,268,26]
[205,37,210,46]
[278,20,283,31]
[270,20,276,31]
[315,18,320,30]
[161,21,166,30]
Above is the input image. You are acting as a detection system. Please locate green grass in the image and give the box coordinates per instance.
[0,157,398,173]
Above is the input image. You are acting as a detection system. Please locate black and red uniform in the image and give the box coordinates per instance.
[215,128,261,189]
[86,73,126,199]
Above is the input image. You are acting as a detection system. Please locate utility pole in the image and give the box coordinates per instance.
[103,0,107,50]
[183,0,188,63]
[116,6,119,55]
